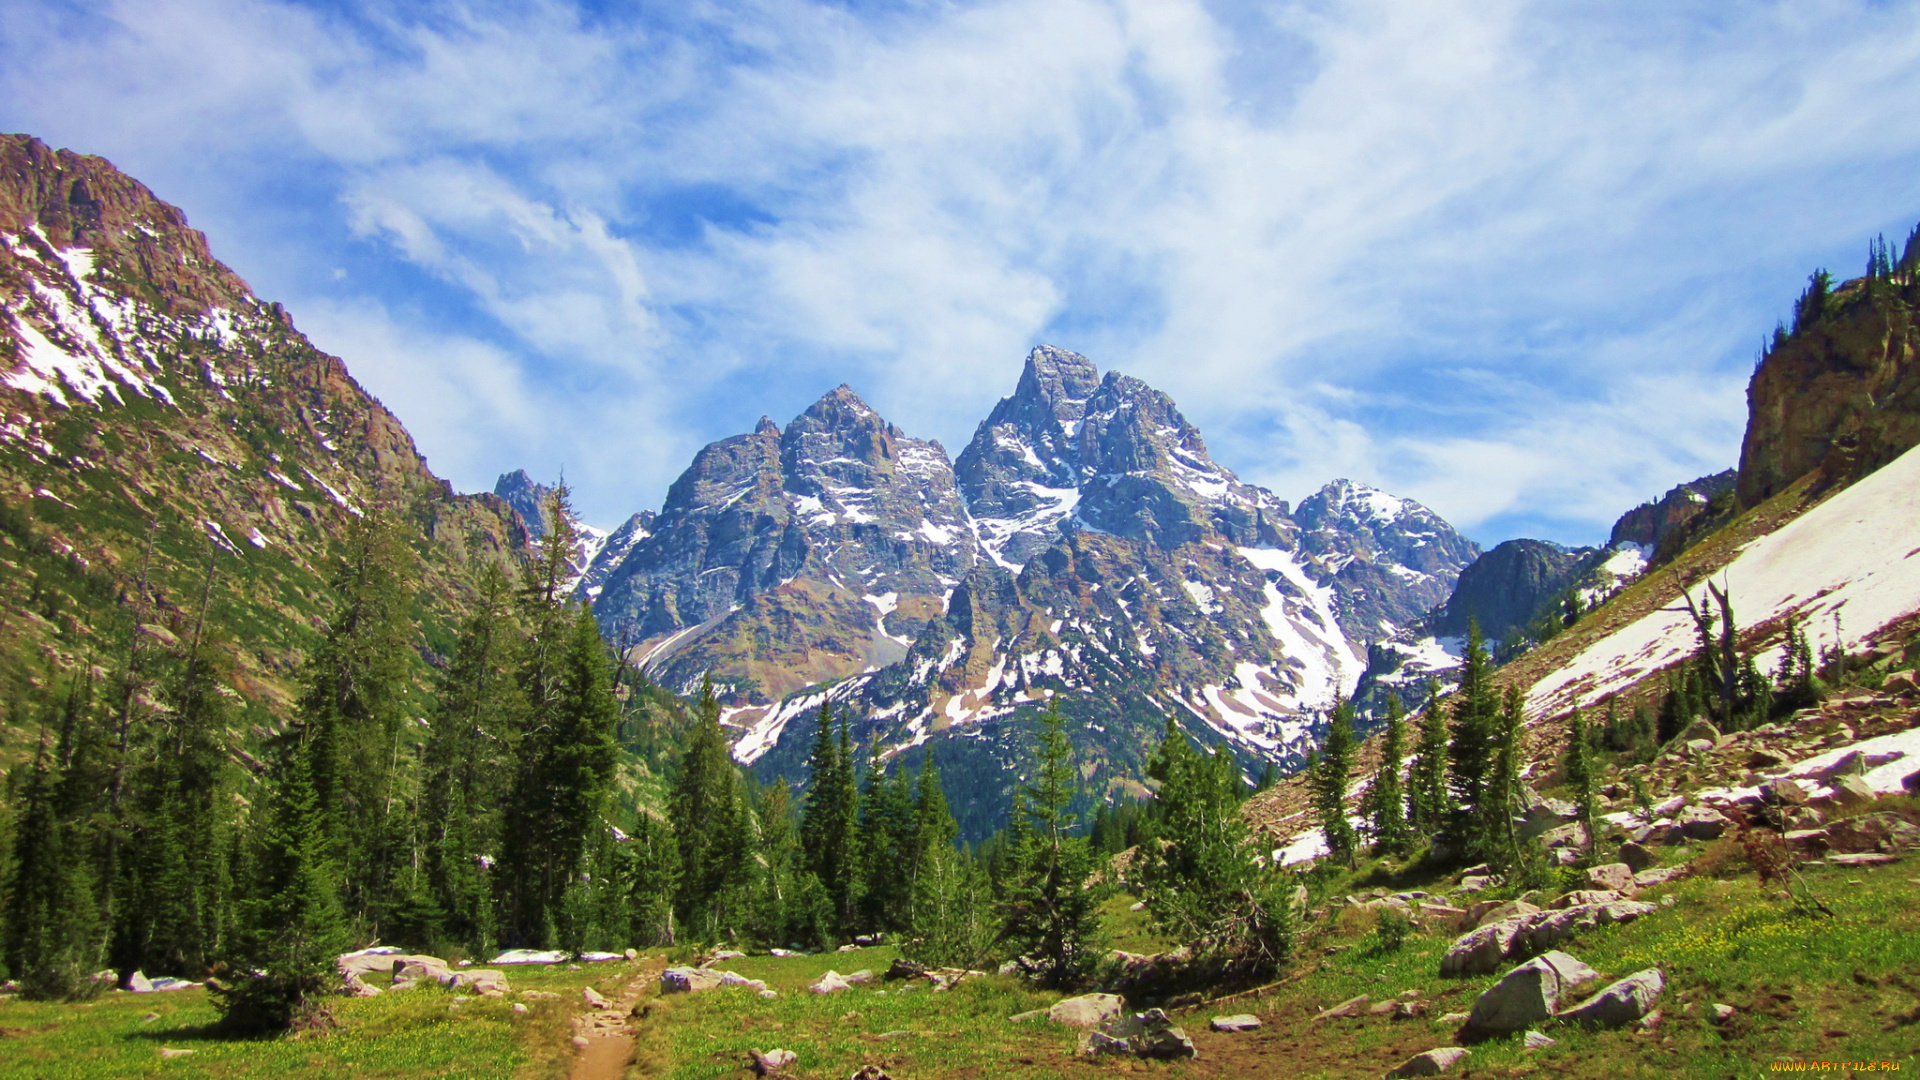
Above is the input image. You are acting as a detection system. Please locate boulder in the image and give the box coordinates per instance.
[1518,797,1578,841]
[1674,805,1731,841]
[1813,751,1867,784]
[1420,903,1468,928]
[490,949,569,965]
[1762,778,1810,806]
[1465,955,1568,1034]
[341,971,382,997]
[1902,769,1920,795]
[1386,1047,1470,1077]
[884,957,926,981]
[698,949,747,967]
[1440,902,1655,976]
[1456,875,1496,893]
[1392,1001,1427,1020]
[395,957,452,983]
[1549,890,1621,910]
[1557,969,1665,1029]
[1463,899,1538,930]
[721,972,770,992]
[1048,993,1125,1029]
[1828,852,1897,867]
[582,986,608,1008]
[1076,1030,1132,1056]
[1618,842,1659,872]
[1586,863,1637,893]
[445,969,509,996]
[808,971,855,994]
[1538,822,1589,850]
[660,967,728,994]
[1209,1014,1261,1032]
[1825,812,1920,854]
[1830,775,1877,809]
[1748,748,1790,768]
[1784,828,1830,855]
[1632,866,1688,888]
[1109,1009,1197,1059]
[1439,921,1523,977]
[1522,1030,1556,1048]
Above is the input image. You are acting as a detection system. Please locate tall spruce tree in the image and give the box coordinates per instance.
[1308,697,1357,865]
[1362,694,1410,855]
[907,754,957,928]
[1481,687,1528,874]
[1447,622,1499,854]
[500,603,621,946]
[799,706,861,936]
[2,699,106,1001]
[422,564,524,951]
[664,676,750,942]
[1003,703,1103,988]
[1564,708,1597,857]
[219,726,347,1032]
[296,509,416,935]
[1406,684,1449,834]
[856,761,915,934]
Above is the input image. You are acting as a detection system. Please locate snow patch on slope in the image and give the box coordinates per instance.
[1529,443,1920,717]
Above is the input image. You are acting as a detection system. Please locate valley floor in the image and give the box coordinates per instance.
[4,838,1916,1079]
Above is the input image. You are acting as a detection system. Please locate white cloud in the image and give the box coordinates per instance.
[5,0,1920,539]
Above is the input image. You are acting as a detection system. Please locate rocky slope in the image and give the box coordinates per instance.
[0,133,524,724]
[588,347,1479,825]
[492,469,651,601]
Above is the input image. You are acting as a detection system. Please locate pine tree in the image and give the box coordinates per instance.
[421,564,523,953]
[1002,703,1103,987]
[1308,697,1357,865]
[907,755,957,928]
[1481,687,1528,876]
[1447,622,1500,854]
[296,509,417,935]
[2,712,105,1001]
[1406,685,1449,834]
[663,675,750,943]
[218,728,347,1032]
[620,811,680,948]
[1362,695,1410,855]
[856,760,915,934]
[500,603,621,946]
[1564,708,1597,857]
[799,705,860,936]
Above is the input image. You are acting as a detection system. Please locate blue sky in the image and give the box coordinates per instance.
[5,0,1920,545]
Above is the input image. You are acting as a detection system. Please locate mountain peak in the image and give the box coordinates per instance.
[754,415,780,436]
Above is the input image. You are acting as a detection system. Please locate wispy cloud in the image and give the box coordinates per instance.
[5,0,1919,540]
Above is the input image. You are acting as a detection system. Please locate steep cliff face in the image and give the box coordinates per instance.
[1433,539,1590,643]
[1739,265,1920,507]
[0,133,524,711]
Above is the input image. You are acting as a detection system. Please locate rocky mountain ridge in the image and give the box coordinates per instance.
[0,133,524,723]
[570,346,1479,819]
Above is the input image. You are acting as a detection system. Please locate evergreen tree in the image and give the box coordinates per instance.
[2,704,106,1001]
[856,760,915,934]
[907,755,957,927]
[1002,703,1103,988]
[749,779,801,949]
[1447,623,1500,854]
[421,564,523,953]
[1308,697,1357,865]
[663,675,750,942]
[500,603,621,946]
[1139,717,1295,973]
[1406,685,1449,834]
[1362,694,1410,855]
[1564,708,1597,857]
[1481,687,1528,876]
[620,812,680,948]
[296,510,417,935]
[218,728,347,1032]
[799,705,860,935]
[905,842,997,970]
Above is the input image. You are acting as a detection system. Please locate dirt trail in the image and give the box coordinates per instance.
[569,959,663,1080]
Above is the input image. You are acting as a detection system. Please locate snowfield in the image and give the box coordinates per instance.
[1528,442,1920,718]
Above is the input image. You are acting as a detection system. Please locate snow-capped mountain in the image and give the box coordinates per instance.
[587,346,1481,818]
[491,469,651,599]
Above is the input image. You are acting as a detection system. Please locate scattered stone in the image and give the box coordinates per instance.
[157,1048,195,1059]
[1315,994,1370,1020]
[1522,1030,1556,1048]
[341,970,382,997]
[142,1012,160,1023]
[1107,1009,1198,1059]
[1076,1030,1132,1057]
[624,948,639,960]
[1440,901,1656,975]
[1392,1001,1427,1020]
[1009,1009,1044,1023]
[1761,778,1810,806]
[1639,1010,1663,1031]
[1209,1014,1261,1032]
[849,1068,893,1080]
[1586,863,1637,893]
[1633,866,1689,888]
[749,1048,798,1076]
[1385,1046,1470,1077]
[444,969,509,996]
[769,948,802,958]
[809,971,856,994]
[1558,969,1665,1029]
[1831,775,1877,809]
[521,990,559,1001]
[1550,890,1621,910]
[1618,842,1659,872]
[582,986,608,1008]
[1369,1000,1401,1016]
[1710,1003,1736,1022]
[759,990,778,999]
[1678,718,1722,744]
[1829,852,1897,867]
[1437,1012,1470,1025]
[1814,751,1867,783]
[1466,899,1540,929]
[1826,812,1920,854]
[1748,748,1790,768]
[394,957,453,983]
[1048,993,1125,1028]
[1456,875,1496,893]
[569,1036,590,1050]
[1674,804,1731,841]
[836,944,861,953]
[1464,951,1597,1035]
[884,957,926,981]
[511,1002,529,1015]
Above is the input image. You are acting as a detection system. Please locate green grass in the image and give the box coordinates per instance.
[0,959,640,1080]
